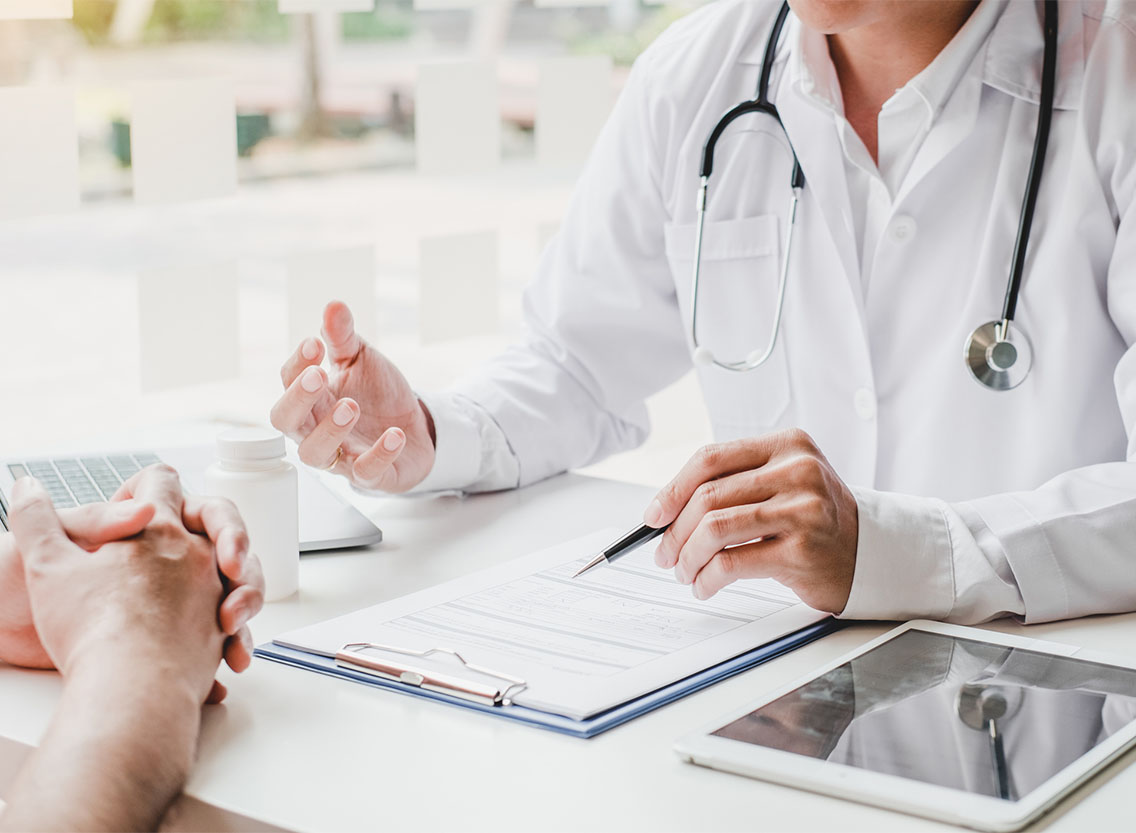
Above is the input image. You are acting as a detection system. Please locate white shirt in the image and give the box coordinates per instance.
[794,0,1006,290]
[411,0,1136,626]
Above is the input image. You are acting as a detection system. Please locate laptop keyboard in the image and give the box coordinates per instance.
[7,453,164,510]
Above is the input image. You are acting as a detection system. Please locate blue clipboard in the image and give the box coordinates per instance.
[255,619,839,739]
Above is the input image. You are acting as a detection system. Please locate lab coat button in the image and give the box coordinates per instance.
[853,388,877,420]
[889,215,917,243]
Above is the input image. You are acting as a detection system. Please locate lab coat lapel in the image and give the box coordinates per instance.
[895,0,1085,207]
[894,69,982,208]
[777,85,866,326]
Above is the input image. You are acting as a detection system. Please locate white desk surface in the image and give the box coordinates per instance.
[1,470,1134,832]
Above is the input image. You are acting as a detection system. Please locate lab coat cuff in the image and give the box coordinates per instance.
[839,488,955,621]
[409,392,484,494]
[962,494,1068,623]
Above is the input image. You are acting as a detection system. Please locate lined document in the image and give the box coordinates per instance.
[275,531,826,719]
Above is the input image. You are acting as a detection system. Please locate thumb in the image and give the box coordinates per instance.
[58,499,157,550]
[321,300,364,366]
[8,478,82,568]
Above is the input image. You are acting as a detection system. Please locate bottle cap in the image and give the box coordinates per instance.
[216,427,286,462]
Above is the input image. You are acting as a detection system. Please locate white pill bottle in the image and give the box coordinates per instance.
[204,428,299,602]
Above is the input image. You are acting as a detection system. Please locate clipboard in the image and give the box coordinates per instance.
[254,619,839,738]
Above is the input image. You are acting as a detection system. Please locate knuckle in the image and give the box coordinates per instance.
[716,547,739,577]
[705,509,733,541]
[148,517,185,540]
[659,480,683,512]
[803,493,833,527]
[208,495,240,519]
[10,491,46,516]
[697,443,723,470]
[245,553,267,591]
[785,427,816,450]
[790,454,825,486]
[230,526,250,554]
[693,480,718,511]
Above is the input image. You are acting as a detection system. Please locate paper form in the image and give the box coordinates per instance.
[274,530,827,720]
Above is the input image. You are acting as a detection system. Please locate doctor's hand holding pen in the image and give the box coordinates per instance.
[270,300,436,493]
[646,429,859,614]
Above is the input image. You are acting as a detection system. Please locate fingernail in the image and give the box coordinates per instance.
[333,401,355,426]
[692,586,706,601]
[644,498,664,527]
[301,338,319,360]
[382,430,403,452]
[300,366,322,393]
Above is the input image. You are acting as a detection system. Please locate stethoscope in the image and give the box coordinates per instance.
[689,0,1058,392]
[956,680,1025,800]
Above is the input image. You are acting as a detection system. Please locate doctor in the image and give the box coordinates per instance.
[271,0,1136,624]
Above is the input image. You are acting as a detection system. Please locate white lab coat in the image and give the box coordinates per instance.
[420,0,1136,624]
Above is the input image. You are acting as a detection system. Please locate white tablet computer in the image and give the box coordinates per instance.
[675,621,1136,832]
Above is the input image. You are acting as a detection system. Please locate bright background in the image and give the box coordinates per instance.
[0,0,712,488]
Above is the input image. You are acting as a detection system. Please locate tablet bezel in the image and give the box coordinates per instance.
[674,620,1136,832]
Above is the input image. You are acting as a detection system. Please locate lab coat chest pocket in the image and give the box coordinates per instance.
[664,214,791,435]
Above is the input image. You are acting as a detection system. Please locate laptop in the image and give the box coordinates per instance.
[0,445,382,552]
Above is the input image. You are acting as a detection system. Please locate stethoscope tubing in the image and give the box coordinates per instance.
[1001,0,1058,327]
[689,0,1058,390]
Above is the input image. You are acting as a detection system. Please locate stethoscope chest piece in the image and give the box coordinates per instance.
[965,320,1033,391]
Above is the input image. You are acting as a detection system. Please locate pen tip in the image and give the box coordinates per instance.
[572,552,606,578]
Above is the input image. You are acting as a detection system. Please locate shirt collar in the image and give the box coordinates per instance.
[905,0,1006,120]
[738,0,1084,112]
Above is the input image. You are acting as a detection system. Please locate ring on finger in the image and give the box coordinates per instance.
[323,446,344,471]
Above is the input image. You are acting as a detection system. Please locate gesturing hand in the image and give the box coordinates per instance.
[270,300,436,493]
[646,429,859,613]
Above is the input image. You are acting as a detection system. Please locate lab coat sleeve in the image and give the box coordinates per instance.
[844,404,1136,623]
[408,391,519,494]
[415,46,692,493]
[844,18,1136,624]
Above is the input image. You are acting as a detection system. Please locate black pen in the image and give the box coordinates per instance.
[571,523,670,578]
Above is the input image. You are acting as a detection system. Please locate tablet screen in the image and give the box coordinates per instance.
[712,629,1136,801]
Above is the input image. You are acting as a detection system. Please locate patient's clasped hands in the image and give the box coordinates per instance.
[270,300,436,493]
[0,465,265,703]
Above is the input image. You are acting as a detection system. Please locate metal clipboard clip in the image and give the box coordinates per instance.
[334,643,529,707]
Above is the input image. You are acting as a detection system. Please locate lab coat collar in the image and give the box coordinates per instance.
[738,0,1085,111]
[983,0,1084,110]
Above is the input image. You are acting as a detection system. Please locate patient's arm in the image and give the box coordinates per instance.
[0,472,230,832]
[2,660,202,832]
